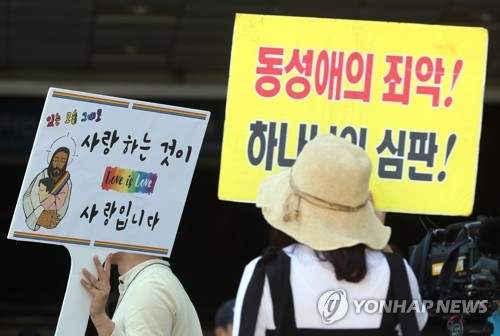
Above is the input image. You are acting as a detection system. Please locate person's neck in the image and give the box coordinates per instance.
[118,253,162,275]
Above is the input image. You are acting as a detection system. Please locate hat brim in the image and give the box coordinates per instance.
[257,169,391,251]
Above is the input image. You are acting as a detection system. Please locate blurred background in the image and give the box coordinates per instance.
[1,0,499,335]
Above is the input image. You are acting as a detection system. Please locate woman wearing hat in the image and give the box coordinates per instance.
[232,133,428,336]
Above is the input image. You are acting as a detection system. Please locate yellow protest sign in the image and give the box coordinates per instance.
[218,14,488,216]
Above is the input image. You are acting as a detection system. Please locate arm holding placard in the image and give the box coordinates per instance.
[81,252,204,336]
[81,253,116,336]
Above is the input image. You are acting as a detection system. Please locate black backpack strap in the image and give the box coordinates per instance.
[238,246,280,336]
[264,248,294,335]
[435,238,469,299]
[384,252,421,336]
[408,230,434,293]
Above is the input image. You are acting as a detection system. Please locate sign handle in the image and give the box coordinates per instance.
[55,245,109,336]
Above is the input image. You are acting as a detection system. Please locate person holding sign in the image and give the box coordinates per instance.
[23,146,72,230]
[81,252,203,336]
[232,133,428,335]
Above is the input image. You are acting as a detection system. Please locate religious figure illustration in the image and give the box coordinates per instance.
[23,136,75,230]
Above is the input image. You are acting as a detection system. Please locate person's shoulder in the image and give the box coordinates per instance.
[365,248,390,269]
[282,243,300,254]
[135,262,191,301]
[137,260,174,284]
[243,255,262,272]
[283,243,318,262]
[370,250,416,276]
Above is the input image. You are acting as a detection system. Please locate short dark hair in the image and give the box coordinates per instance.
[215,298,236,327]
[39,177,56,194]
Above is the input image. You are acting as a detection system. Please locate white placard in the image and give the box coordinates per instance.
[8,87,210,257]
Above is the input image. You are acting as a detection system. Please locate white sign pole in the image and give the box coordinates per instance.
[55,246,109,336]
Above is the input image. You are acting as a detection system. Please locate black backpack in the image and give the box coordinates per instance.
[239,246,421,336]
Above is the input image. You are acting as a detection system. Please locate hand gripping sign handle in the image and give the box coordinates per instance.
[55,245,110,336]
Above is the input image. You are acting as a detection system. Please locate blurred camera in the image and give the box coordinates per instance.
[409,217,500,336]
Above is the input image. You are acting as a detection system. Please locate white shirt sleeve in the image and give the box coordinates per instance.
[232,257,262,336]
[405,259,429,331]
[395,259,429,335]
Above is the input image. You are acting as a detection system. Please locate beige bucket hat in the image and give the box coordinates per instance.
[256,133,391,251]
